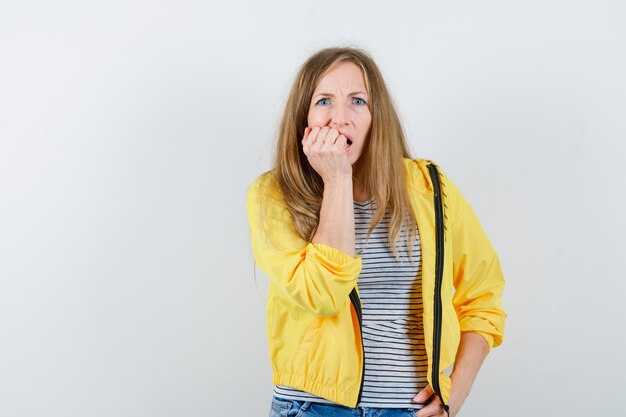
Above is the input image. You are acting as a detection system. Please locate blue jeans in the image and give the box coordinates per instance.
[269,397,420,417]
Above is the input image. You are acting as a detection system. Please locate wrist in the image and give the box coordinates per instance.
[322,175,353,187]
[449,373,472,400]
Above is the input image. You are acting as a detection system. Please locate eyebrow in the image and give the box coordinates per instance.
[313,91,368,98]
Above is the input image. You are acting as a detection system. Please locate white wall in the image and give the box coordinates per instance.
[1,1,624,416]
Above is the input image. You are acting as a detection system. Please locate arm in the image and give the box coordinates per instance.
[448,175,506,350]
[414,332,489,417]
[448,332,490,415]
[246,127,359,317]
[306,126,356,256]
[311,176,355,257]
[414,170,506,416]
[246,174,361,317]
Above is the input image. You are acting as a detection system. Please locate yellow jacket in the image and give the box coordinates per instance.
[246,158,506,408]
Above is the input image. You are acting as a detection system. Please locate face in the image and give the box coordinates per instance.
[307,61,372,166]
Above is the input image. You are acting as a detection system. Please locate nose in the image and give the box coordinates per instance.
[330,102,349,127]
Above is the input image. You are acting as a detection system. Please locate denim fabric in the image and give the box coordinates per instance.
[269,397,420,417]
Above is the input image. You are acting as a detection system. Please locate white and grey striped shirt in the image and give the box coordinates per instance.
[274,198,428,408]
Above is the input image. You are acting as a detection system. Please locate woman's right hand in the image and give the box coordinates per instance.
[302,126,352,184]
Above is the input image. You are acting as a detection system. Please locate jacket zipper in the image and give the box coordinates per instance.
[427,163,450,417]
[349,287,365,406]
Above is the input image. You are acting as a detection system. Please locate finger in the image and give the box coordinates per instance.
[317,126,330,144]
[327,128,339,144]
[336,134,348,148]
[310,126,321,141]
[320,128,340,150]
[302,127,312,143]
[416,399,444,417]
[302,126,320,155]
[413,384,435,403]
[312,126,330,151]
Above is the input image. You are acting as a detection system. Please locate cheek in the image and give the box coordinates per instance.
[358,114,372,136]
[307,108,328,127]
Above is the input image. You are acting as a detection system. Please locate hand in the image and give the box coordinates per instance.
[302,126,352,184]
[412,382,468,417]
[413,333,487,417]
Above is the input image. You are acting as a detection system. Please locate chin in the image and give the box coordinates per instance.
[349,150,363,165]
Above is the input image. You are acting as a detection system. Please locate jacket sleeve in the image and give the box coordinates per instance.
[246,174,362,317]
[445,174,507,350]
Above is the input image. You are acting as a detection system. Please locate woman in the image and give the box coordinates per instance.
[246,47,506,417]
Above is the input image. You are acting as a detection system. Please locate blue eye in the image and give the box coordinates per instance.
[353,97,367,106]
[316,98,330,106]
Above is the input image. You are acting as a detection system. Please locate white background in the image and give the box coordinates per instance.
[1,1,624,416]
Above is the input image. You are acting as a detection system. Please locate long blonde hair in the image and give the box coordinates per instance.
[269,47,417,259]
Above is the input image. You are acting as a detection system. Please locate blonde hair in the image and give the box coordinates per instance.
[269,47,417,259]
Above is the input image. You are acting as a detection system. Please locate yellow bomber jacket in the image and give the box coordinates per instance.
[245,158,506,408]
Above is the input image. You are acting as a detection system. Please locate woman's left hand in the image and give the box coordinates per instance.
[413,332,489,416]
[412,381,469,417]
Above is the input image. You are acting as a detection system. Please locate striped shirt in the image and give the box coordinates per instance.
[274,198,429,408]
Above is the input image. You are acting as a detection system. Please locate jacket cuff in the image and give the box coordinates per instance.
[309,242,360,266]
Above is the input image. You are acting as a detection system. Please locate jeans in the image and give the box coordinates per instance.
[269,397,420,417]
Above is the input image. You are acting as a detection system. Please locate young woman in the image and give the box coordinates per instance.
[246,47,506,417]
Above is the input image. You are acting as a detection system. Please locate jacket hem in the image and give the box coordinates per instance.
[272,371,359,408]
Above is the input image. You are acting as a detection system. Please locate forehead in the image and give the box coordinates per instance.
[313,61,367,93]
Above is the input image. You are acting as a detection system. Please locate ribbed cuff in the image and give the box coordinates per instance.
[309,242,359,265]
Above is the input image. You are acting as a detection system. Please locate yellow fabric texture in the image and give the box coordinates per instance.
[245,158,507,407]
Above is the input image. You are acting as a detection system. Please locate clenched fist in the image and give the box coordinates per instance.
[302,126,352,184]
